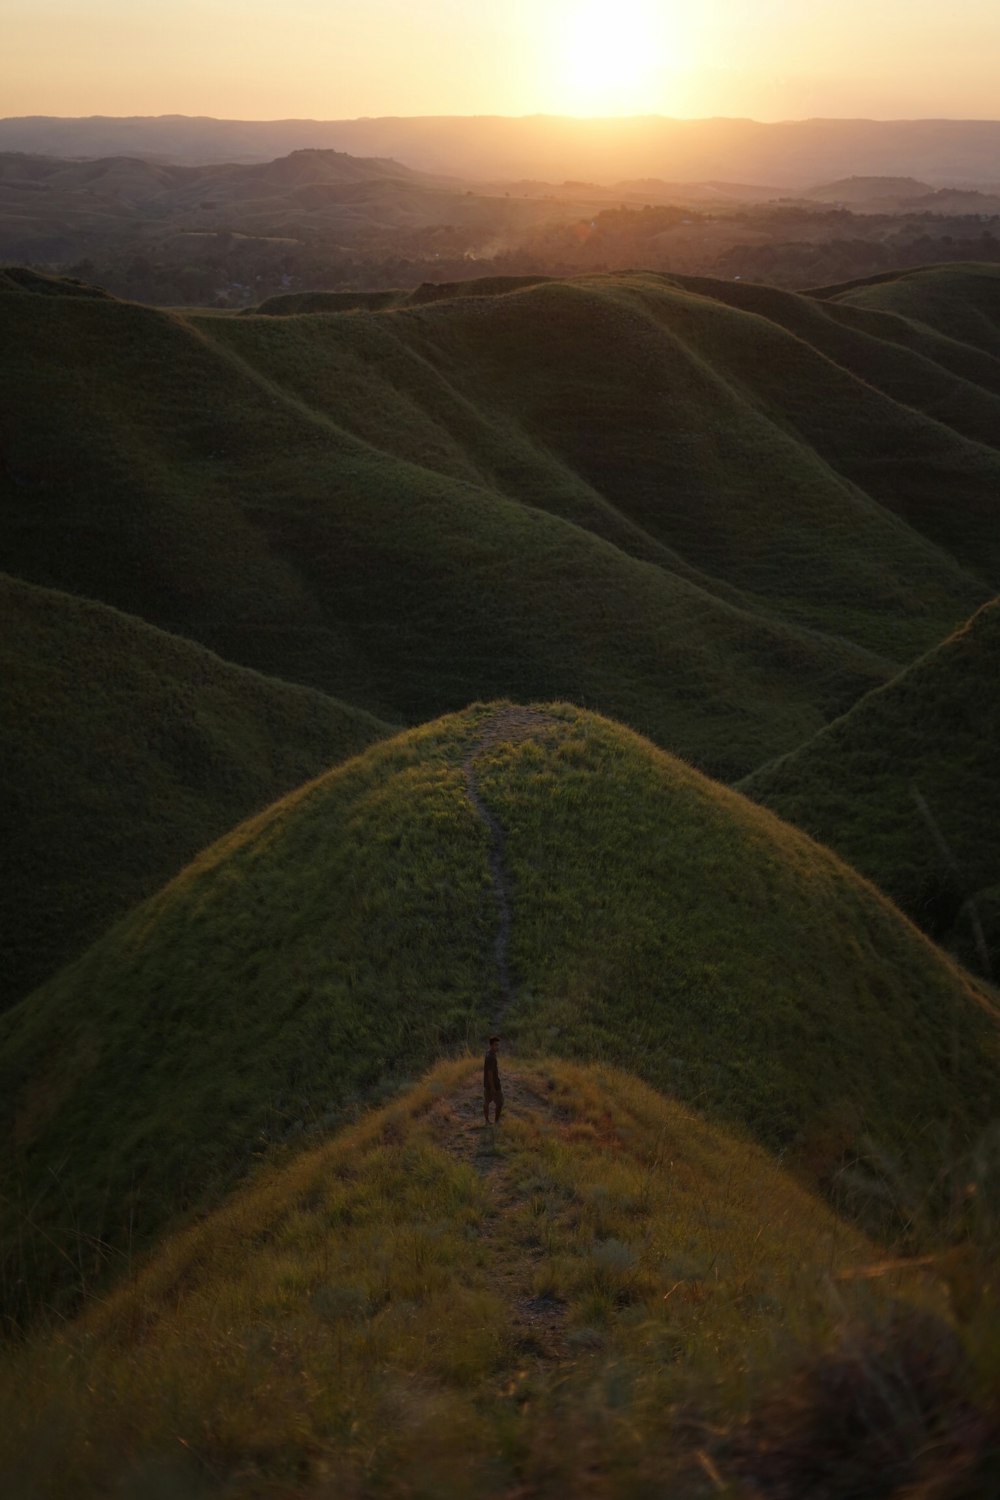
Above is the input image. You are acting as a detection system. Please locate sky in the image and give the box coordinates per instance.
[4,0,1000,121]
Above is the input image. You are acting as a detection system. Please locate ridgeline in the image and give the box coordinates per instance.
[743,599,1000,979]
[2,706,995,1330]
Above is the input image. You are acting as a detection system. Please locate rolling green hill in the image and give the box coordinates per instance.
[228,267,1000,649]
[0,572,392,1010]
[742,599,1000,978]
[828,262,1000,360]
[3,1057,978,1500]
[2,705,995,1330]
[672,269,1000,459]
[0,264,113,299]
[5,266,1000,779]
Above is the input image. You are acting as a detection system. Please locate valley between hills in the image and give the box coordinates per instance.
[1,260,998,1497]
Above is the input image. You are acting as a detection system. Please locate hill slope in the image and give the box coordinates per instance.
[0,268,907,780]
[1,1057,970,1500]
[232,268,1000,640]
[0,573,392,1009]
[5,268,1000,775]
[2,704,995,1327]
[742,600,1000,978]
[828,262,1000,359]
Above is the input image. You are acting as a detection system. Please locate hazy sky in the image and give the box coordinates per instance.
[5,0,1000,120]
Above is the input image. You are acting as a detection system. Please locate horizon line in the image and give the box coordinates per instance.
[5,110,1000,128]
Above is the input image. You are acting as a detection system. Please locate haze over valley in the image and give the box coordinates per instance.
[6,119,1000,302]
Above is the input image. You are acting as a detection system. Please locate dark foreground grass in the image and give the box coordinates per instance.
[0,573,393,1009]
[1,704,995,1332]
[742,599,1000,980]
[5,1057,993,1500]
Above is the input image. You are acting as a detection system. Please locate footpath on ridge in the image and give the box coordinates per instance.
[431,1064,570,1363]
[462,706,557,1032]
[454,714,574,1357]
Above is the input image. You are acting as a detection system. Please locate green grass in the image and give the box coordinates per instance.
[830,262,1000,360]
[472,708,997,1164]
[2,704,995,1330]
[6,266,1000,776]
[742,600,1000,979]
[633,271,1000,583]
[208,269,996,657]
[0,711,496,1327]
[673,272,1000,449]
[0,572,393,1010]
[1,1056,978,1500]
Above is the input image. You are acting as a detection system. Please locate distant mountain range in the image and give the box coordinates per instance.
[0,146,746,264]
[0,147,528,260]
[3,113,1000,185]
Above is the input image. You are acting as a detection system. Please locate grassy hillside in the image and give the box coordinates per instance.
[220,269,998,652]
[742,600,1000,978]
[2,704,995,1329]
[829,262,1000,359]
[5,1057,989,1500]
[0,574,392,1010]
[0,264,112,299]
[5,267,1000,776]
[674,270,1000,457]
[809,276,1000,401]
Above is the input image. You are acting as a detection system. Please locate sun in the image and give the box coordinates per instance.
[550,0,681,114]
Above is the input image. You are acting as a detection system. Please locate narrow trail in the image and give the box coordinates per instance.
[457,713,567,1357]
[462,707,557,1033]
[429,1065,569,1362]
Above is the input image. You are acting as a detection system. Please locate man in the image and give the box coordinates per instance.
[483,1035,503,1123]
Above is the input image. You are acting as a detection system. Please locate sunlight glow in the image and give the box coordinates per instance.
[549,0,689,114]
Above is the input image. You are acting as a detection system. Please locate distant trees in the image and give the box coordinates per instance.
[47,204,1000,305]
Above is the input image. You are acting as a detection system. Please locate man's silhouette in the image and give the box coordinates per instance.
[483,1035,503,1123]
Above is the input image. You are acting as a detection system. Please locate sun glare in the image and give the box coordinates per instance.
[550,0,683,114]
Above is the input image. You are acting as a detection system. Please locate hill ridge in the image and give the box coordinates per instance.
[3,1054,987,1499]
[0,571,393,1010]
[742,597,1000,977]
[460,706,556,1026]
[8,269,943,778]
[2,703,995,1329]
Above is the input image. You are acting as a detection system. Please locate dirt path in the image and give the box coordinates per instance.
[457,713,567,1357]
[429,1065,569,1361]
[462,707,557,1033]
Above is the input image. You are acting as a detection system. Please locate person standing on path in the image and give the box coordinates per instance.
[483,1035,503,1123]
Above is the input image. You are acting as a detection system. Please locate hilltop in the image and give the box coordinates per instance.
[742,600,1000,978]
[2,705,995,1328]
[4,1056,986,1499]
[803,175,934,205]
[0,573,392,1010]
[6,266,1000,779]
